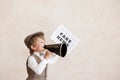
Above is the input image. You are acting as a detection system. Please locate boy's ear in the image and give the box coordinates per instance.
[30,45,36,50]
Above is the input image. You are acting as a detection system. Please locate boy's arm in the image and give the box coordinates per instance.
[45,50,59,64]
[28,56,48,75]
[27,51,52,75]
[47,54,59,64]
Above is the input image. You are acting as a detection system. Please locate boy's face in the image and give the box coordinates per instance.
[31,37,45,53]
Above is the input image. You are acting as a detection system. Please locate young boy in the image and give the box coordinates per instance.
[24,31,59,80]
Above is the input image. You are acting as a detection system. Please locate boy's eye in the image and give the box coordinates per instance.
[40,42,43,43]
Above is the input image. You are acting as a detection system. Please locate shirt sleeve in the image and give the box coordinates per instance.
[28,56,48,75]
[47,54,59,64]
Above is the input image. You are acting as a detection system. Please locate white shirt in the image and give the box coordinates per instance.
[27,51,59,75]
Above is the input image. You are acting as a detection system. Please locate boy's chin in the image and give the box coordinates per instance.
[39,49,45,53]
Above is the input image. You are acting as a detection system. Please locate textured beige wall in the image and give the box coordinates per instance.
[0,0,120,80]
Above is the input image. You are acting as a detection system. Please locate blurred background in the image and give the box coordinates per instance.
[0,0,120,80]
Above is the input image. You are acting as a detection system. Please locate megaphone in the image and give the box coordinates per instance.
[44,43,67,57]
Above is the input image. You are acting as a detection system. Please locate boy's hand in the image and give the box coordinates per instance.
[44,50,53,59]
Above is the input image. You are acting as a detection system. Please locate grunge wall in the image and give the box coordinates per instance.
[0,0,120,80]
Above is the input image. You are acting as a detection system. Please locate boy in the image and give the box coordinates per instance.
[24,31,59,80]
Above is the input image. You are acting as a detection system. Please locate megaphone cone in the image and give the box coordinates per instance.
[44,43,67,57]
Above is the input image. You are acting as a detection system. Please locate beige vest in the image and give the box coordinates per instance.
[26,54,47,80]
